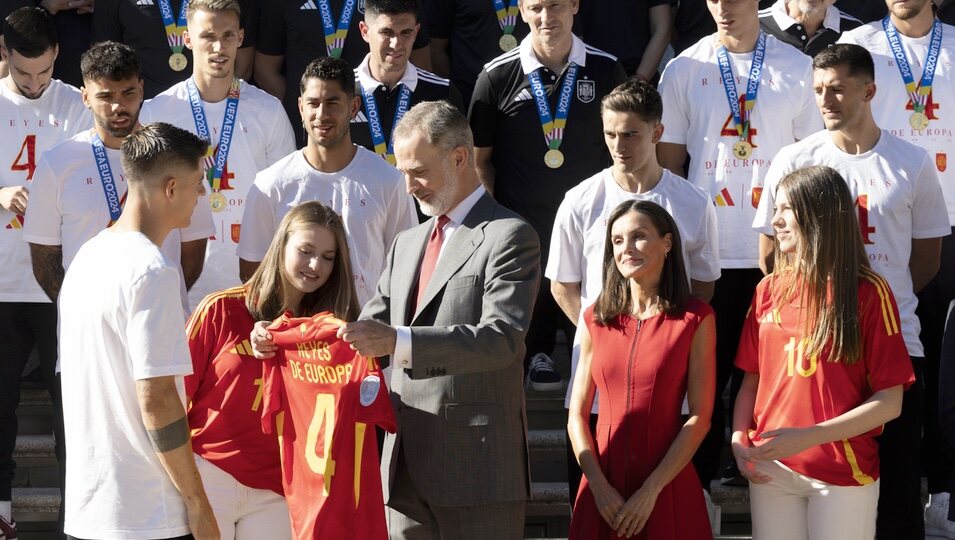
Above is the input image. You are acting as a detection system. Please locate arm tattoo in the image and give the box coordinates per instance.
[29,243,64,303]
[147,415,190,453]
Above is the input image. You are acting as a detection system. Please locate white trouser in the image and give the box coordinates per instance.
[195,455,292,540]
[750,459,879,540]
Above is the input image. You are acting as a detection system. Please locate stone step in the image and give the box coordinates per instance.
[11,487,59,523]
[12,435,59,490]
[15,388,54,436]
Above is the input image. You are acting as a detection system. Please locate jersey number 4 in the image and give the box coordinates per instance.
[11,135,36,180]
[306,392,368,505]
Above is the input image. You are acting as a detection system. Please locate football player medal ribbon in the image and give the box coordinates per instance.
[90,132,124,224]
[527,62,579,169]
[361,82,412,165]
[187,77,241,212]
[883,16,942,132]
[318,0,357,59]
[493,0,520,51]
[716,31,766,160]
[158,0,190,72]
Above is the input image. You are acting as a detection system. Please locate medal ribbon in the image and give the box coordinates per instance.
[882,16,942,114]
[158,0,189,54]
[716,31,766,141]
[492,0,520,36]
[526,62,579,151]
[90,133,123,224]
[361,83,413,164]
[186,78,241,193]
[317,0,357,58]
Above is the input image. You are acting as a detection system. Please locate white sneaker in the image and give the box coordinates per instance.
[926,492,955,539]
[703,489,721,536]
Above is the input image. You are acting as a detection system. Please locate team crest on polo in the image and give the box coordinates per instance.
[357,0,365,13]
[577,80,595,103]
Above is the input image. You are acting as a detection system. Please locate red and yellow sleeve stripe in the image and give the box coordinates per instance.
[862,271,900,337]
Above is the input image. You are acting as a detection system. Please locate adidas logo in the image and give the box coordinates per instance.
[300,0,318,9]
[136,0,154,5]
[513,89,532,102]
[230,339,254,356]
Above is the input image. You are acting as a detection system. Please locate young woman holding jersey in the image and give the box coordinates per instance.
[184,201,358,539]
[732,166,914,540]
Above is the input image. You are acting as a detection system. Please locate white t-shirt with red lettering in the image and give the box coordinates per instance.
[659,33,822,268]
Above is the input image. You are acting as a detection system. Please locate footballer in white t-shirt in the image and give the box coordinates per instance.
[658,33,821,268]
[238,147,416,306]
[0,78,90,302]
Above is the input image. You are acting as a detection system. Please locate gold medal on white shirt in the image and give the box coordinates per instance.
[169,52,188,72]
[732,140,753,160]
[209,192,227,213]
[909,111,929,131]
[499,34,518,52]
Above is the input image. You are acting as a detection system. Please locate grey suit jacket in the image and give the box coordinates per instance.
[360,192,541,507]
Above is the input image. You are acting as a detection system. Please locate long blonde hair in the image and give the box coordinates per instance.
[771,166,871,364]
[245,202,359,322]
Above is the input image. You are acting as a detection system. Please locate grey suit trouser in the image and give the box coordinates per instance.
[386,449,525,540]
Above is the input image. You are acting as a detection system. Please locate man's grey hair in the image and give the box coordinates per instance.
[393,101,475,166]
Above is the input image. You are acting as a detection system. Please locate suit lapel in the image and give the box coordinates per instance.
[394,221,432,325]
[411,194,495,322]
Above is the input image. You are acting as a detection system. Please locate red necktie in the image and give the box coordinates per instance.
[415,215,450,311]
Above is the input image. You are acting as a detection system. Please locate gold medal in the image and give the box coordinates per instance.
[732,140,753,159]
[209,192,227,213]
[169,52,188,72]
[910,111,929,131]
[544,148,564,169]
[499,34,518,52]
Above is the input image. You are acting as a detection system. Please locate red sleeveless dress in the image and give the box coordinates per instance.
[569,299,714,540]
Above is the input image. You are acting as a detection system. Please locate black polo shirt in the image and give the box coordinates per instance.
[91,0,256,99]
[0,0,91,88]
[469,35,626,251]
[759,0,861,57]
[257,0,430,147]
[424,0,529,109]
[350,57,462,153]
[578,0,670,76]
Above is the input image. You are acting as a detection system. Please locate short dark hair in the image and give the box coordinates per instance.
[121,122,209,185]
[812,43,874,82]
[186,0,241,21]
[300,57,355,96]
[81,41,140,83]
[365,0,418,18]
[601,79,663,124]
[3,7,56,58]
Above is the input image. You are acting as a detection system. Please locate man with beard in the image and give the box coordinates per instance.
[238,57,416,306]
[140,0,295,309]
[840,1,955,536]
[759,0,862,56]
[0,7,90,536]
[334,100,540,538]
[23,41,214,314]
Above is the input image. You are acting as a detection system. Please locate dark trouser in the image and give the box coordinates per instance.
[876,356,925,540]
[565,413,598,509]
[691,268,763,487]
[916,230,955,494]
[523,277,576,373]
[940,301,955,521]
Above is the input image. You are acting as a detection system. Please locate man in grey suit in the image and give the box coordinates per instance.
[338,100,541,539]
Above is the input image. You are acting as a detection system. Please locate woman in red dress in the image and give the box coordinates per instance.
[568,199,716,539]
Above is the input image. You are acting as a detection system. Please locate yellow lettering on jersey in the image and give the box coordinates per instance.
[354,422,367,508]
[296,340,332,362]
[306,393,337,495]
[252,377,264,411]
[784,337,817,378]
[296,363,353,385]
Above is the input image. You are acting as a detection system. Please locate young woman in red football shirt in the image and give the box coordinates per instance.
[732,166,915,540]
[184,202,358,539]
[567,199,717,539]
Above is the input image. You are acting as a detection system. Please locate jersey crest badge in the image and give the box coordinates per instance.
[577,80,595,104]
[360,375,381,406]
[751,187,763,209]
[231,224,241,244]
[938,153,947,173]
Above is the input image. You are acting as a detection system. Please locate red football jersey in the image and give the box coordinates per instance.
[735,271,915,486]
[185,286,283,494]
[261,312,396,540]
